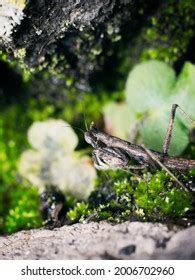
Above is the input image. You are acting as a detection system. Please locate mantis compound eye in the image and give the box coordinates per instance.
[84,131,97,148]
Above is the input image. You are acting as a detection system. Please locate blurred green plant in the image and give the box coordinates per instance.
[4,184,42,233]
[104,60,195,156]
[0,104,43,233]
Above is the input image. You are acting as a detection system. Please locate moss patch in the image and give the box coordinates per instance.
[65,170,193,224]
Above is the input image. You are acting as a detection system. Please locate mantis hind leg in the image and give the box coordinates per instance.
[163,104,195,155]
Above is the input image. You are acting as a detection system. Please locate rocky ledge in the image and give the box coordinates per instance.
[0,222,195,260]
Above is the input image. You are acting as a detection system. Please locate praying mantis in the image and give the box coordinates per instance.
[84,104,195,191]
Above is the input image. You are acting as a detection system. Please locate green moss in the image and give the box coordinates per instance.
[14,48,27,60]
[0,51,8,62]
[134,172,192,218]
[0,105,43,233]
[0,99,57,233]
[84,170,193,223]
[67,202,91,223]
[4,184,42,233]
[0,50,33,83]
[140,0,195,65]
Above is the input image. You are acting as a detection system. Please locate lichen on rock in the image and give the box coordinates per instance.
[0,0,26,43]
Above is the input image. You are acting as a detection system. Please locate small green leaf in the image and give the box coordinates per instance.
[140,109,189,154]
[124,60,195,155]
[125,60,176,112]
[173,62,195,117]
[103,61,195,155]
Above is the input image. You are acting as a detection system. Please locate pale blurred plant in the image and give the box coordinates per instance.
[18,119,97,200]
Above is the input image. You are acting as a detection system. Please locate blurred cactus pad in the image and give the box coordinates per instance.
[104,60,195,156]
[1,0,195,233]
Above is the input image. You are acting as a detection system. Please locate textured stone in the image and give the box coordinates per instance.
[0,222,194,260]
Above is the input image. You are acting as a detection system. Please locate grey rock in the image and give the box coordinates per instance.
[0,222,194,259]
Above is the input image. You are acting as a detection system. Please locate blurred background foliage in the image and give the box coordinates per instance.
[1,0,195,233]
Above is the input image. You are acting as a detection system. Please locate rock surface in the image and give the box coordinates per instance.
[0,222,195,260]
